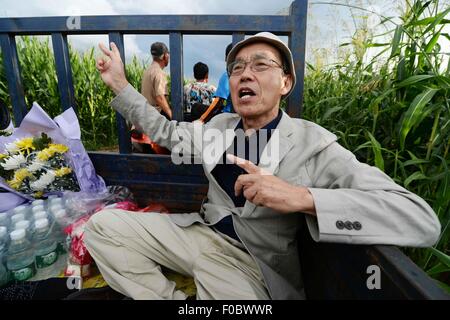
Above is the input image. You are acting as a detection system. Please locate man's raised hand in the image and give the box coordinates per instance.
[96,42,129,95]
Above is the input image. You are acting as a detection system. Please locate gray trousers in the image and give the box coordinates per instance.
[84,209,269,300]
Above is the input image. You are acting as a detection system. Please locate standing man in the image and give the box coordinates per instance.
[141,42,172,119]
[133,42,172,153]
[183,62,216,121]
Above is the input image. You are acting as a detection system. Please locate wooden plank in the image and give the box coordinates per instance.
[368,246,450,300]
[169,32,183,121]
[89,152,208,187]
[287,0,308,118]
[108,32,132,154]
[51,33,76,112]
[0,15,292,35]
[89,152,208,213]
[298,219,450,299]
[0,34,27,125]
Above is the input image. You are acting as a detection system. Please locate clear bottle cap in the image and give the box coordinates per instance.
[34,211,48,220]
[15,220,30,230]
[32,199,44,206]
[32,205,45,213]
[13,206,28,214]
[54,209,67,220]
[50,204,63,211]
[50,198,63,204]
[10,229,26,241]
[34,218,49,230]
[11,213,25,224]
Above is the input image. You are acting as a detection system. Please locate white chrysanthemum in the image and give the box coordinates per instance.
[27,160,45,173]
[5,142,19,154]
[1,153,26,170]
[30,171,55,191]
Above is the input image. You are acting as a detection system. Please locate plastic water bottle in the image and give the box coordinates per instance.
[10,213,25,226]
[0,255,8,286]
[0,213,9,229]
[49,204,64,216]
[32,199,45,208]
[6,229,36,282]
[31,205,45,215]
[0,227,9,286]
[0,226,8,259]
[12,205,29,216]
[14,220,32,240]
[31,218,59,280]
[52,210,68,254]
[49,198,63,208]
[33,210,49,222]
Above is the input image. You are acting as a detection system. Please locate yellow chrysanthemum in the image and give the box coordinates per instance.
[36,149,53,161]
[55,167,72,177]
[48,144,69,154]
[7,168,31,190]
[15,137,35,154]
[37,144,69,161]
[0,153,7,160]
[14,168,31,181]
[34,191,44,199]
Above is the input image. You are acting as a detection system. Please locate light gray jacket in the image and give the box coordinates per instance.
[111,84,441,300]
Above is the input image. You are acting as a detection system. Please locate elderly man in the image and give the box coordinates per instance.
[85,32,440,300]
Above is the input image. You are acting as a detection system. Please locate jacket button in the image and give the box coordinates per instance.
[353,221,362,230]
[344,221,353,230]
[336,220,345,230]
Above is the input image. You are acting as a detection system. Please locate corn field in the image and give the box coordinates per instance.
[0,0,448,291]
[303,0,449,290]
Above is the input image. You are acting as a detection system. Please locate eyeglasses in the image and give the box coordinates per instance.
[227,57,286,77]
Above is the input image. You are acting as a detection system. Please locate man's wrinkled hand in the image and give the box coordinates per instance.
[96,42,129,95]
[227,154,316,215]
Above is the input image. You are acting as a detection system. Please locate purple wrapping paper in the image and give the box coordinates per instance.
[0,102,106,211]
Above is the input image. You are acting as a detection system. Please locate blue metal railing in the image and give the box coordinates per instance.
[0,0,308,154]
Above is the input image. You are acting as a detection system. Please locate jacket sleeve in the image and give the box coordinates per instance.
[110,83,203,158]
[304,141,441,247]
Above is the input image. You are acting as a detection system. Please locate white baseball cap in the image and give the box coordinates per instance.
[226,32,296,98]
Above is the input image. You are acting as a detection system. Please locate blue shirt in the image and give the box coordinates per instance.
[214,72,233,113]
[211,110,283,242]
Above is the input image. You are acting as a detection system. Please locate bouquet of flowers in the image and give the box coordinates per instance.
[0,132,80,198]
[0,102,106,209]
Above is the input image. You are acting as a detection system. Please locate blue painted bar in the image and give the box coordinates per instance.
[0,15,291,35]
[108,32,132,154]
[51,33,76,112]
[288,0,308,118]
[232,32,245,46]
[169,32,183,121]
[0,34,27,125]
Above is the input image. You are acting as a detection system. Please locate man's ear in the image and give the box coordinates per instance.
[280,74,293,96]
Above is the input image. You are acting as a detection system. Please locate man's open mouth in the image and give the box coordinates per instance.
[239,88,256,100]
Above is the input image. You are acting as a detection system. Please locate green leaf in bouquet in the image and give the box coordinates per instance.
[33,132,52,150]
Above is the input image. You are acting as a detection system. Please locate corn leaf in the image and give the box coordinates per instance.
[367,131,384,171]
[399,88,439,150]
[404,171,428,189]
[428,247,450,269]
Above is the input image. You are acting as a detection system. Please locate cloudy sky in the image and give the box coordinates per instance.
[0,0,448,85]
